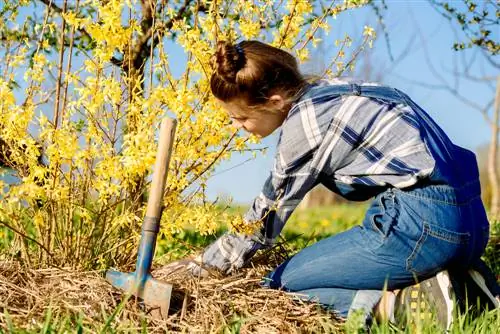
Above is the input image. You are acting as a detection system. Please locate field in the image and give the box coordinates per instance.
[1,203,498,333]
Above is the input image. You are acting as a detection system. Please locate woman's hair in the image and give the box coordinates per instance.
[210,40,307,106]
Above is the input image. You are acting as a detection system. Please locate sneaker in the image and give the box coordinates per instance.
[394,271,454,330]
[468,269,499,307]
[449,264,500,314]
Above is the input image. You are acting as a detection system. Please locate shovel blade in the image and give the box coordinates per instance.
[106,270,173,319]
[106,270,136,292]
[141,277,173,318]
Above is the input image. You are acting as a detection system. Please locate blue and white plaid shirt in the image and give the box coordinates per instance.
[200,79,437,274]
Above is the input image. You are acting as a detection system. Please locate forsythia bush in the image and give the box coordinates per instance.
[0,0,375,268]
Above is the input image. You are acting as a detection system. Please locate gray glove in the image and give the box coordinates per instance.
[199,233,262,274]
[159,233,264,278]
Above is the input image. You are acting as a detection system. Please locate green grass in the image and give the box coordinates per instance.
[155,202,369,262]
[368,308,500,334]
[2,304,498,333]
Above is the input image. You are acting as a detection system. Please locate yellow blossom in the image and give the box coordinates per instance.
[363,25,376,38]
[296,48,309,62]
[239,19,261,39]
[0,0,373,267]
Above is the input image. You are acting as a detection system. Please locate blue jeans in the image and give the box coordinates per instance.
[262,181,490,319]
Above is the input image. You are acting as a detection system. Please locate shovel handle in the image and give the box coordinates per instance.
[135,118,177,280]
[146,118,177,219]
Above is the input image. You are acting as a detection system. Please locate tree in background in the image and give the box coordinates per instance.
[0,0,377,268]
[430,0,499,55]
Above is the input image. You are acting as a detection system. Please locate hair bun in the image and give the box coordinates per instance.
[214,41,246,84]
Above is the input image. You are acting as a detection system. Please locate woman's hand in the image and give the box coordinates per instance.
[160,233,262,277]
[201,233,261,274]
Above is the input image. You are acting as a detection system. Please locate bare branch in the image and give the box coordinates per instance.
[391,71,494,125]
[124,0,197,75]
[0,218,54,258]
[482,49,500,69]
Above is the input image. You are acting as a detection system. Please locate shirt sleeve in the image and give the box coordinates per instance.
[200,148,319,274]
[243,148,319,245]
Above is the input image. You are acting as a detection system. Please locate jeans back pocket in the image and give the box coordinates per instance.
[405,221,470,275]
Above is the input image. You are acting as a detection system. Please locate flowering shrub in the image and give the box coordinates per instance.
[0,0,375,268]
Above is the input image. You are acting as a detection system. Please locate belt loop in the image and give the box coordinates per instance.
[350,83,361,96]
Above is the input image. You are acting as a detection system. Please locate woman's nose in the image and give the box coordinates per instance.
[232,119,243,129]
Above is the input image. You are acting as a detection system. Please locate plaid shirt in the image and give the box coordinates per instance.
[201,79,436,274]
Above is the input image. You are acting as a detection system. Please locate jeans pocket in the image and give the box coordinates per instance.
[405,221,470,275]
[370,191,397,238]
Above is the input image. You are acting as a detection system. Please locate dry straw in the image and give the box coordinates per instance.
[0,250,344,333]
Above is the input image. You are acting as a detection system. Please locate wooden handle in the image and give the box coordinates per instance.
[146,118,177,218]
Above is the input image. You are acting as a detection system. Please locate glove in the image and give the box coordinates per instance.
[158,233,263,278]
[200,232,262,274]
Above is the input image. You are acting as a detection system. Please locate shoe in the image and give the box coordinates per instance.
[468,269,500,308]
[394,271,454,330]
[448,264,500,314]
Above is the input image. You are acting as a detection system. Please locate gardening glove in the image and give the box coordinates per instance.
[197,232,263,275]
[198,210,278,275]
[158,233,264,278]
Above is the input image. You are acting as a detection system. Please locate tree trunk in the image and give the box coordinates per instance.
[487,76,500,220]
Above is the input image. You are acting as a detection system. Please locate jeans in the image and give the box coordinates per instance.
[262,181,490,319]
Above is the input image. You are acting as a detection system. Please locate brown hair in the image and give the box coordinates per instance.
[210,41,307,106]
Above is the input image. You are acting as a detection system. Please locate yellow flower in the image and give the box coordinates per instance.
[363,25,376,38]
[296,48,309,62]
[228,215,261,236]
[320,219,330,228]
[239,19,261,39]
[0,0,374,258]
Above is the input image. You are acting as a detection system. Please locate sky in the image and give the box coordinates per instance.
[203,0,499,204]
[2,1,498,204]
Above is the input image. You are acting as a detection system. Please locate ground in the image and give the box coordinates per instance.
[0,203,498,333]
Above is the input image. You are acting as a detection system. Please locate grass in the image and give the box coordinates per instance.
[155,202,369,263]
[1,203,498,333]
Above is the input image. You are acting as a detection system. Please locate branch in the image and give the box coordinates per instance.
[181,130,239,193]
[391,72,494,125]
[369,0,394,62]
[0,218,54,258]
[124,0,200,75]
[482,49,500,69]
[37,0,123,66]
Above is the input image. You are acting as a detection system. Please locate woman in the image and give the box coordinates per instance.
[176,40,499,329]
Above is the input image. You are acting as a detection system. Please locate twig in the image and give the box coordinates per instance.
[0,219,54,258]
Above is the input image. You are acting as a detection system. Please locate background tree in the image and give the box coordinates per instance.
[0,0,376,268]
[430,0,499,55]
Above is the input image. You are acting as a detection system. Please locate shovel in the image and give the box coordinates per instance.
[106,117,177,319]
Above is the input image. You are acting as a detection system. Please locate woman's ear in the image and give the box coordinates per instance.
[268,94,286,112]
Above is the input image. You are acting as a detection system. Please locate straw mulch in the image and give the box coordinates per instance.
[0,252,344,333]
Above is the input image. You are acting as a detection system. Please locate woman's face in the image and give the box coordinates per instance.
[219,97,289,138]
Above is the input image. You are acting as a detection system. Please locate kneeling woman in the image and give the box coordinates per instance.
[184,40,499,329]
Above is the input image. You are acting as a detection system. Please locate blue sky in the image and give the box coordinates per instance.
[3,1,497,204]
[204,1,499,203]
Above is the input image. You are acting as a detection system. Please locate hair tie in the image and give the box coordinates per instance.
[235,44,244,57]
